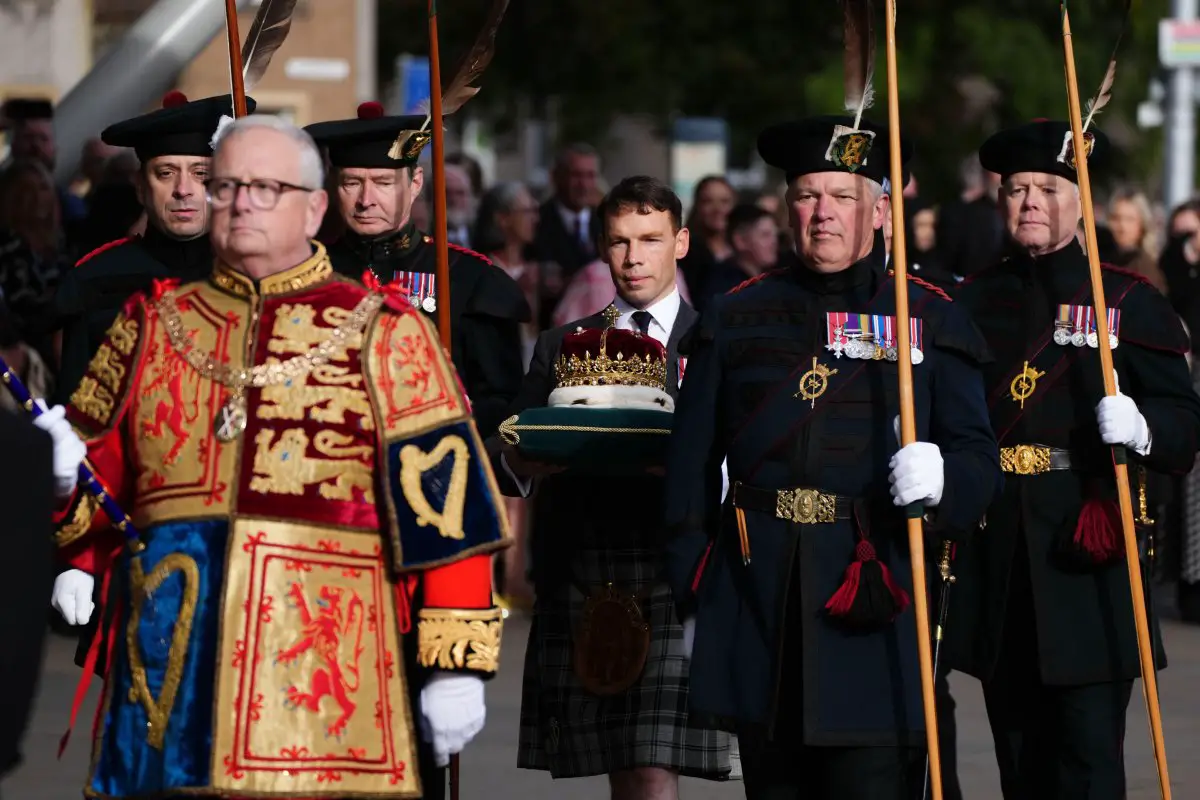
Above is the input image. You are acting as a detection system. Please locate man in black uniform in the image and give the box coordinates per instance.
[53,92,253,403]
[306,103,528,438]
[663,116,1002,799]
[949,120,1200,800]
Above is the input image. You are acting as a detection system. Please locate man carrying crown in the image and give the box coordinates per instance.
[947,120,1200,798]
[33,114,509,800]
[662,116,1002,798]
[305,104,529,439]
[495,176,732,799]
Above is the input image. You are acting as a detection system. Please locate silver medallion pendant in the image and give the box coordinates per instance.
[1109,333,1119,350]
[214,392,248,443]
[910,347,924,365]
[885,345,899,362]
[422,296,437,313]
[1053,328,1071,346]
[409,294,422,308]
[1087,331,1099,349]
[1071,331,1087,347]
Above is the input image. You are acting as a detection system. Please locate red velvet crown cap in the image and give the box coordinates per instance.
[560,327,666,363]
[358,101,385,119]
[162,90,189,108]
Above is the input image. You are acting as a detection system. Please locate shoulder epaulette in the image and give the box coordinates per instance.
[447,241,493,266]
[727,267,787,295]
[1100,262,1154,288]
[906,273,953,302]
[75,236,135,268]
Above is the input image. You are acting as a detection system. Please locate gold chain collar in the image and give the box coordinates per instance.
[152,288,383,442]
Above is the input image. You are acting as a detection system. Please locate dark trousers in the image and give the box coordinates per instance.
[738,731,922,800]
[983,541,1134,800]
[936,660,963,800]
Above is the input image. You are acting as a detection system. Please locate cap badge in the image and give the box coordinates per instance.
[1056,130,1095,170]
[825,125,875,172]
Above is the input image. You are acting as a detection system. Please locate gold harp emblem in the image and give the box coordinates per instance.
[400,435,470,540]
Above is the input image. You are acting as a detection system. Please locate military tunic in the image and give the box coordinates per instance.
[327,225,529,439]
[664,251,1001,754]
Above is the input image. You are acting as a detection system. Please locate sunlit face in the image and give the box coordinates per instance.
[694,180,736,235]
[137,155,210,239]
[787,171,887,273]
[732,217,779,269]
[1107,199,1144,252]
[1001,172,1081,256]
[602,206,688,308]
[208,127,326,266]
[337,166,423,237]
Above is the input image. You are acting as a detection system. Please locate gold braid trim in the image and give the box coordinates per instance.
[416,607,503,674]
[55,491,100,547]
[497,415,671,446]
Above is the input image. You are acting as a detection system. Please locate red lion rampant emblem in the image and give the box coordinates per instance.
[277,583,366,738]
[140,344,201,465]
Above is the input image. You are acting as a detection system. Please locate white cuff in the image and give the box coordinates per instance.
[501,453,534,498]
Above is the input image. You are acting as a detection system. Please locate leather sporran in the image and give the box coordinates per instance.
[571,584,651,696]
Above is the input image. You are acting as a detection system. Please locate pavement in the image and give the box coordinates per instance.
[5,610,1199,799]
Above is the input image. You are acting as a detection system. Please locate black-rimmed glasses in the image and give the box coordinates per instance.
[206,177,314,210]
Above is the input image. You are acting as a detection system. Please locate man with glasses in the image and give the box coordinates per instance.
[39,114,510,800]
[54,93,254,405]
[306,103,529,438]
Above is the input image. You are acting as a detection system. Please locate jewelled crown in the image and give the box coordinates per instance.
[553,307,668,391]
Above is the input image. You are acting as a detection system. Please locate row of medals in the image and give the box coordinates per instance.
[408,293,437,313]
[827,328,924,365]
[1053,323,1118,349]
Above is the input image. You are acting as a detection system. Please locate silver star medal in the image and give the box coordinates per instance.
[826,325,846,359]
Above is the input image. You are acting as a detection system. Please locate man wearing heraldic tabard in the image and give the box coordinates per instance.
[36,114,510,800]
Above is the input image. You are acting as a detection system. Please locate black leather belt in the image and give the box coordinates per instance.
[999,444,1073,475]
[730,481,854,524]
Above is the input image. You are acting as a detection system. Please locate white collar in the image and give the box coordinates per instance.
[611,289,681,342]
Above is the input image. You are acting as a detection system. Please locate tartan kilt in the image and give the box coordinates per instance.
[517,544,733,779]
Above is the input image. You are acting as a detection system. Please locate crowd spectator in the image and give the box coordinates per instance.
[677,175,735,300]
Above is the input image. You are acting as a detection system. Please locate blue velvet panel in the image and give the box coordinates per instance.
[386,420,505,567]
[90,519,229,797]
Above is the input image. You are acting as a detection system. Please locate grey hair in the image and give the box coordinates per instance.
[473,180,532,253]
[212,114,324,189]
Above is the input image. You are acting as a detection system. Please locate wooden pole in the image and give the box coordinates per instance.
[223,0,249,117]
[428,0,453,347]
[1060,6,1171,797]
[884,2,942,797]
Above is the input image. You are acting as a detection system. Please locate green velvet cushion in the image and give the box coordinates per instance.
[498,407,674,473]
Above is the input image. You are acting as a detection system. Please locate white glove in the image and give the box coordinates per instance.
[889,415,945,507]
[420,672,486,767]
[1097,386,1151,456]
[52,569,95,626]
[682,616,696,660]
[32,403,86,498]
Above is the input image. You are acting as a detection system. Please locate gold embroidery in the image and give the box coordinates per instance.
[126,552,200,749]
[417,608,503,673]
[268,303,362,361]
[258,383,374,427]
[86,343,126,394]
[249,428,374,502]
[400,435,469,540]
[55,491,100,547]
[70,376,115,424]
[109,315,139,356]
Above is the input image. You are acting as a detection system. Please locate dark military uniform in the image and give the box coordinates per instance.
[664,117,1002,800]
[53,92,252,405]
[307,105,529,439]
[948,121,1200,800]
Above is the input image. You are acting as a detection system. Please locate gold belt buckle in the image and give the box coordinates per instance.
[1001,444,1051,475]
[775,488,836,524]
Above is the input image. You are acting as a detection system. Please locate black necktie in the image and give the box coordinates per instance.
[631,310,653,334]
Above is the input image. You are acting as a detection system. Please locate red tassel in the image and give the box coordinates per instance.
[825,539,910,625]
[1072,499,1124,564]
[691,541,713,593]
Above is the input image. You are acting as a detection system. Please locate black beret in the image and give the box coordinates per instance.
[1,98,53,122]
[304,102,431,168]
[757,115,913,187]
[101,92,256,161]
[979,119,1109,184]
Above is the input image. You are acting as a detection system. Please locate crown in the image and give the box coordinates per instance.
[554,316,668,392]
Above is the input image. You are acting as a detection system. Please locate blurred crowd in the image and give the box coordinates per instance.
[8,99,1200,612]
